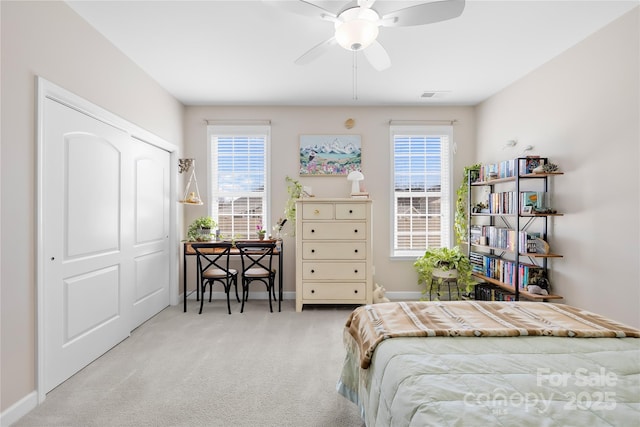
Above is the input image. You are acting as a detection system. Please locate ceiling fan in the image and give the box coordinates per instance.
[265,0,466,71]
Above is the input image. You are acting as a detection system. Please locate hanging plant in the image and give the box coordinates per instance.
[284,176,303,232]
[454,164,481,246]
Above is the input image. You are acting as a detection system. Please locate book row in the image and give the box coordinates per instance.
[477,157,546,181]
[474,283,517,301]
[470,225,541,253]
[470,252,542,289]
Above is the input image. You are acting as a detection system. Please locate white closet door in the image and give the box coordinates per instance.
[42,98,134,393]
[132,139,170,326]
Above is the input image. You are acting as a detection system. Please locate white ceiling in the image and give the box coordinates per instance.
[66,0,638,106]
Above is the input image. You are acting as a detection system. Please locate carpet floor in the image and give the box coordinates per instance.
[14,299,364,427]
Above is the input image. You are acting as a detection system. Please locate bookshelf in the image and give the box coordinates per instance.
[466,157,563,301]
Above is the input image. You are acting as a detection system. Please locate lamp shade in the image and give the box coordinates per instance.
[334,8,379,51]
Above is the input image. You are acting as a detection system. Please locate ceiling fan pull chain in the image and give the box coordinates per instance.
[352,51,358,101]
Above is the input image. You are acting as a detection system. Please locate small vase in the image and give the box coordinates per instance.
[258,234,265,241]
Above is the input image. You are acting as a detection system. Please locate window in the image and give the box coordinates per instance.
[208,125,270,239]
[390,125,452,258]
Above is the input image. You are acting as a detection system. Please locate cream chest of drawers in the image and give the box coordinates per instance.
[295,198,373,312]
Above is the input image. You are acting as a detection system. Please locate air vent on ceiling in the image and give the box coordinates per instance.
[420,91,449,99]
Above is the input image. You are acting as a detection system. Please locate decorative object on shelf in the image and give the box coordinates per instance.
[373,283,390,304]
[299,134,361,176]
[541,163,559,173]
[525,156,544,174]
[526,270,550,295]
[454,164,481,245]
[534,238,550,254]
[187,216,217,242]
[414,246,475,300]
[347,170,365,194]
[178,158,203,205]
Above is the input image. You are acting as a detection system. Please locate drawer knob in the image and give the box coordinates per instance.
[314,209,320,214]
[311,269,315,273]
[354,269,358,273]
[311,289,315,294]
[354,249,358,253]
[354,229,358,233]
[349,209,353,214]
[311,229,315,233]
[311,249,315,253]
[354,290,358,294]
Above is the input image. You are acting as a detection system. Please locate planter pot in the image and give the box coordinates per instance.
[432,268,458,280]
[258,234,265,241]
[198,227,212,241]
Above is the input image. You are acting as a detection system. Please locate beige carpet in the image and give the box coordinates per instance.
[15,299,364,427]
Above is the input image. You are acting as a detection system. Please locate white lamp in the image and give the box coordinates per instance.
[334,8,379,51]
[347,170,365,194]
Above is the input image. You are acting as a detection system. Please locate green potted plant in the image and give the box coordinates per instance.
[187,216,217,241]
[414,246,475,299]
[454,164,481,245]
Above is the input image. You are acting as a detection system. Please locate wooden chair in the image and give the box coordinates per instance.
[191,242,239,314]
[236,241,277,313]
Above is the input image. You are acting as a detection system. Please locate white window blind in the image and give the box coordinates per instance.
[208,125,270,239]
[390,125,452,258]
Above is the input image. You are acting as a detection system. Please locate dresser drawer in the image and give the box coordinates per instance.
[302,262,366,280]
[335,203,367,220]
[302,203,334,220]
[302,282,366,300]
[302,222,367,240]
[302,242,366,260]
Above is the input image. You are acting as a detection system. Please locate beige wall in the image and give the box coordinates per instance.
[183,106,476,300]
[476,8,640,327]
[1,1,184,413]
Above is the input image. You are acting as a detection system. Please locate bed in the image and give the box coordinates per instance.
[337,301,640,426]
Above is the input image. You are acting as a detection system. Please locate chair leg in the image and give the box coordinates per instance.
[199,280,206,314]
[267,278,273,313]
[233,276,240,302]
[225,281,232,315]
[240,279,248,313]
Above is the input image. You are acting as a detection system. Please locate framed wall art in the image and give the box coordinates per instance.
[299,134,361,176]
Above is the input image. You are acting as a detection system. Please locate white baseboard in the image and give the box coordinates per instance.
[180,291,421,303]
[1,391,38,427]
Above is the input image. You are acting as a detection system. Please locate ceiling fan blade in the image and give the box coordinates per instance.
[295,37,338,65]
[263,0,337,21]
[381,0,465,27]
[363,40,391,71]
[357,0,376,9]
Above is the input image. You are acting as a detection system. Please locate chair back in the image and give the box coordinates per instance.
[191,242,234,277]
[235,241,276,276]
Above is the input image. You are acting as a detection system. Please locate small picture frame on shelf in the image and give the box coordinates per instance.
[522,206,533,214]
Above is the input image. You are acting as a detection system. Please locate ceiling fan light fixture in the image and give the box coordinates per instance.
[335,8,380,51]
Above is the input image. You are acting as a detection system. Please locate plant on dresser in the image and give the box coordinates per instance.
[295,198,373,312]
[466,157,564,302]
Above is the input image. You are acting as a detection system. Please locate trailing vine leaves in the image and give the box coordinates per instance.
[284,176,303,232]
[454,164,481,246]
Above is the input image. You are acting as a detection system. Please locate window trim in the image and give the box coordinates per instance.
[207,124,271,239]
[389,125,453,259]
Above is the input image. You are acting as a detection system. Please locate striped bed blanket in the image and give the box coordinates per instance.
[345,301,640,369]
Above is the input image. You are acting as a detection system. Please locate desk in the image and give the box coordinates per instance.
[183,240,283,312]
